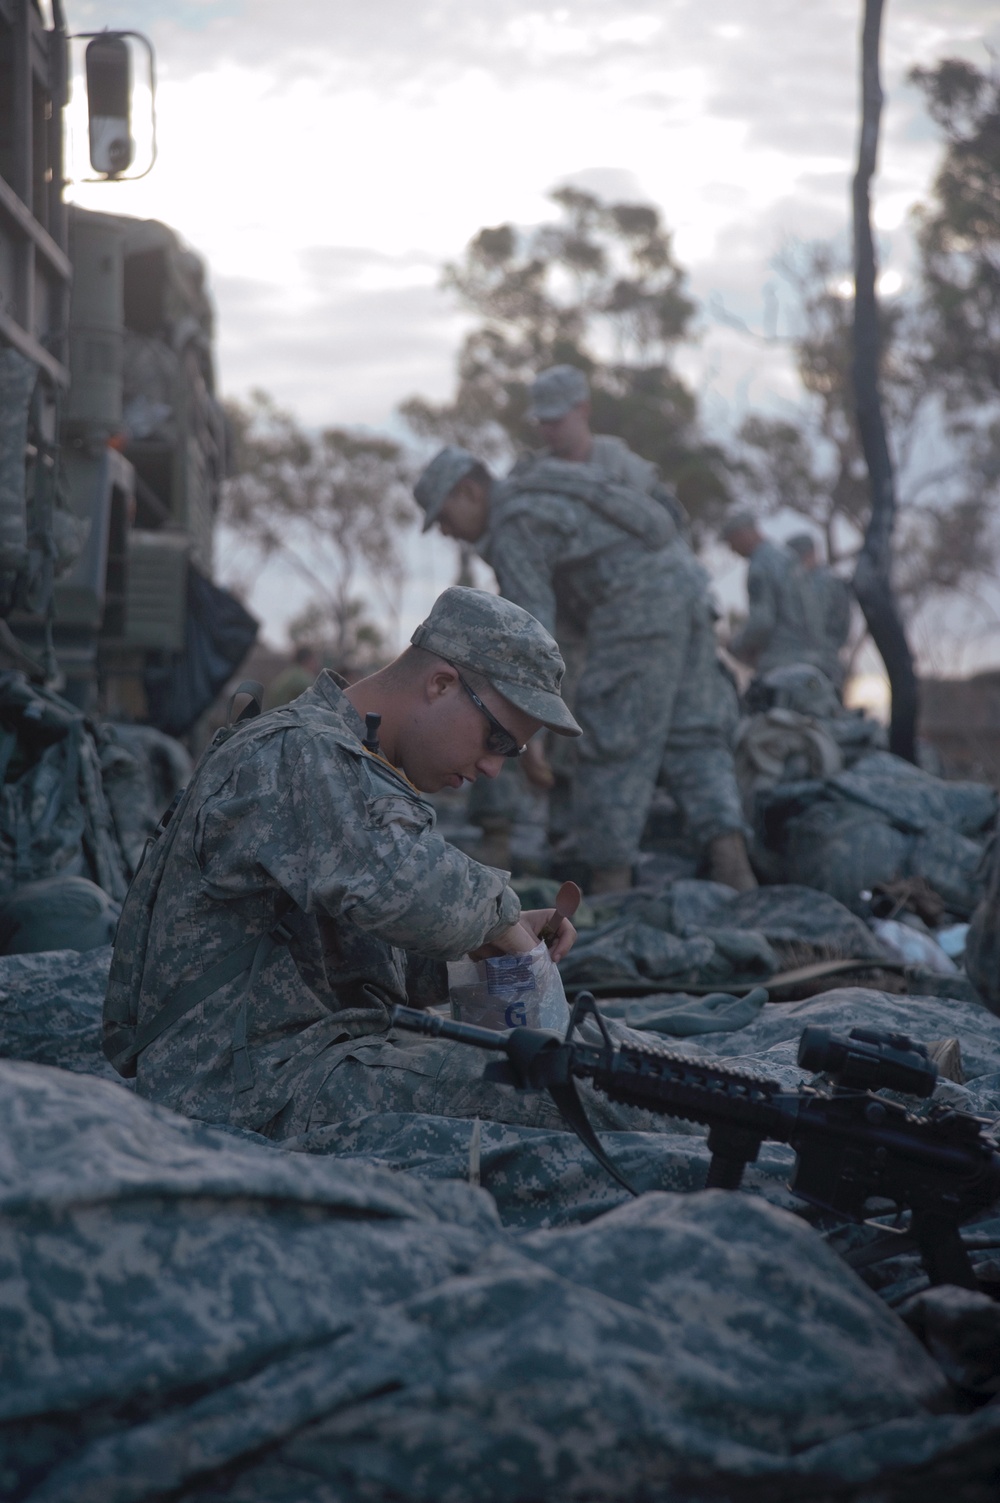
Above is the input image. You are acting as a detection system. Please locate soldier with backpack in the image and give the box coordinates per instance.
[103,587,592,1137]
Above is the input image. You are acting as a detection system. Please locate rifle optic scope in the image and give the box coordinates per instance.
[797,1025,938,1098]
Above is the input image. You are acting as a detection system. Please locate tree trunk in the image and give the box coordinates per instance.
[850,0,919,761]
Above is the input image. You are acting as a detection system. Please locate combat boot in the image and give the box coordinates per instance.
[589,864,633,895]
[706,831,758,892]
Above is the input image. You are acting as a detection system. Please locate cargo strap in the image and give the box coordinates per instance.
[122,678,296,1087]
[125,908,304,1082]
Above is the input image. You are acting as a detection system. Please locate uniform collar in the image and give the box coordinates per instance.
[309,670,420,792]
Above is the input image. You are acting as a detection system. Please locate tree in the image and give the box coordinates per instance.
[401,187,731,536]
[911,57,1000,408]
[851,0,917,762]
[221,391,415,669]
[735,242,1000,631]
[735,43,1000,693]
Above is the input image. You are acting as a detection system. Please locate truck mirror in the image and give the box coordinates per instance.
[85,35,135,177]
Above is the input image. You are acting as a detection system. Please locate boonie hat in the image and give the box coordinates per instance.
[414,447,483,533]
[786,532,819,561]
[411,586,581,737]
[527,365,590,421]
[719,508,758,541]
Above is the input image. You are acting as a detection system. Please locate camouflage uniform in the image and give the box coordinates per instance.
[586,432,692,540]
[132,671,523,1134]
[812,565,853,688]
[482,460,744,867]
[131,671,676,1137]
[729,539,828,675]
[128,589,673,1138]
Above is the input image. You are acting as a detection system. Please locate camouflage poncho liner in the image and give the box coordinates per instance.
[2,943,1000,1500]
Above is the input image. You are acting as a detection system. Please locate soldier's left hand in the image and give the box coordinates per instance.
[520,908,577,962]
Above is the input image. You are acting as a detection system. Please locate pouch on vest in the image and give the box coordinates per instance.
[102,682,265,1078]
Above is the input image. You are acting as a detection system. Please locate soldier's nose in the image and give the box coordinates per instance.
[476,754,505,779]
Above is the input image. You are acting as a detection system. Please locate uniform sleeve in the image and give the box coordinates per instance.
[729,554,778,664]
[249,737,522,960]
[487,509,565,637]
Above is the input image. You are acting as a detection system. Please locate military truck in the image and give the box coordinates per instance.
[0,1,254,731]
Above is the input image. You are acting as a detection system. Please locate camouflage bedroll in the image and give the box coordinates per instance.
[2,947,1000,1500]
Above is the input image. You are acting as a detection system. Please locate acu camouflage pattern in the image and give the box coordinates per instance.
[5,982,1000,1499]
[729,539,828,675]
[413,445,479,531]
[586,431,692,539]
[0,348,35,583]
[810,564,853,687]
[757,749,997,918]
[410,583,579,736]
[483,459,744,865]
[525,361,590,417]
[132,671,526,1135]
[0,673,131,904]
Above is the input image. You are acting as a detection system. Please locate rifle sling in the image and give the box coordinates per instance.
[127,917,296,1064]
[545,1075,639,1198]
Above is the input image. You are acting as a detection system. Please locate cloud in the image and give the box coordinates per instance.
[61,0,1000,660]
[214,255,466,426]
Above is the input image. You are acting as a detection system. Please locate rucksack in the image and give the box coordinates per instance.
[0,672,130,902]
[102,682,301,1080]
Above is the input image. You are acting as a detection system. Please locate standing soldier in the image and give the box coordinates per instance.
[414,428,755,894]
[721,514,828,678]
[527,364,692,539]
[786,533,853,691]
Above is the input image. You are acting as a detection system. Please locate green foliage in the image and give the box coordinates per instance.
[221,391,415,668]
[735,239,1000,622]
[910,58,1000,406]
[400,187,730,533]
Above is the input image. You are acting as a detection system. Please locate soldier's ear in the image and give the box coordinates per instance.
[426,663,460,703]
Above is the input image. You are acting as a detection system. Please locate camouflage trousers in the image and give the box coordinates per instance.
[265,1026,669,1140]
[570,587,744,869]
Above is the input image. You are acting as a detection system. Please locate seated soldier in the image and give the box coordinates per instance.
[119,587,597,1138]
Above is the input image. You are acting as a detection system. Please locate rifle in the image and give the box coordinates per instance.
[391,995,1000,1291]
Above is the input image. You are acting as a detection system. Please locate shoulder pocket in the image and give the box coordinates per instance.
[355,756,435,825]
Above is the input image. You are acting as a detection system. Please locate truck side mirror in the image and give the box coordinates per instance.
[85,35,135,177]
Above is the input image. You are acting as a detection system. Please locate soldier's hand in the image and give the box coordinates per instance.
[470,910,577,964]
[519,908,577,962]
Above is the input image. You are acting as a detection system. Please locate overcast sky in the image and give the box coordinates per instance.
[63,1,1000,668]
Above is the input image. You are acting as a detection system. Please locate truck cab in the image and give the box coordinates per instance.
[0,2,250,725]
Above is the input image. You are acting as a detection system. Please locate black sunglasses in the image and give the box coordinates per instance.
[454,670,524,758]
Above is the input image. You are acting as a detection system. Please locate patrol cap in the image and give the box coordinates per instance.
[786,532,819,561]
[527,364,590,421]
[413,446,483,533]
[410,586,582,737]
[719,508,759,541]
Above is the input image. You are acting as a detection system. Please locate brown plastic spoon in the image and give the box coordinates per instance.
[538,880,583,946]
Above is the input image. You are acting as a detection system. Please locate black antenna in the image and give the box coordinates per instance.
[362,713,382,754]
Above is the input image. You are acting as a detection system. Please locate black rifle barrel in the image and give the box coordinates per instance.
[392,1004,511,1052]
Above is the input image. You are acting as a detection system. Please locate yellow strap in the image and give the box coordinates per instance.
[362,744,420,794]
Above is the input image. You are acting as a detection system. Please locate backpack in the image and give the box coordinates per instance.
[0,672,130,902]
[102,682,299,1080]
